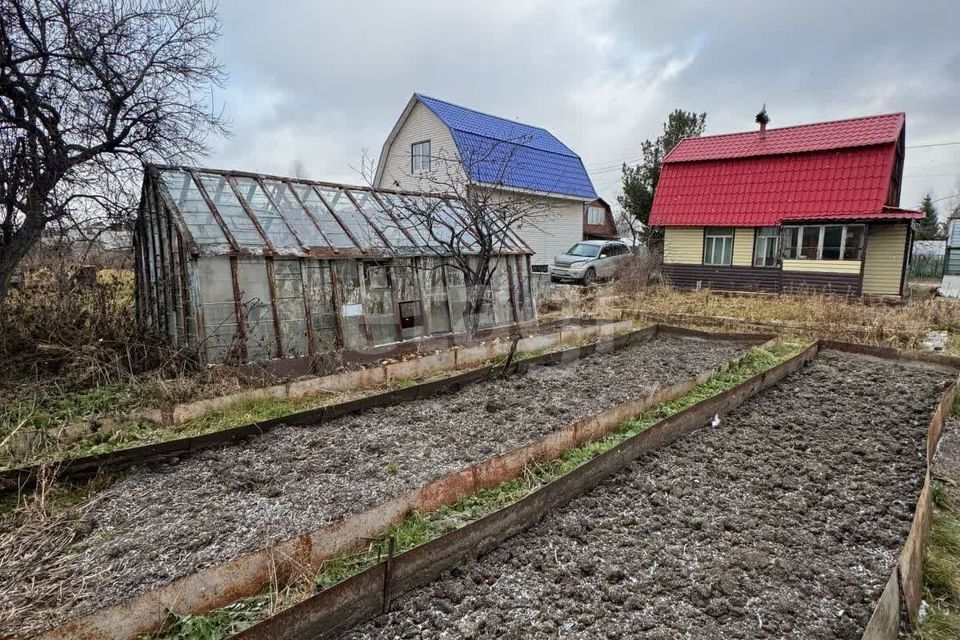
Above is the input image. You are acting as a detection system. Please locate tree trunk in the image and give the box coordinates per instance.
[0,207,47,308]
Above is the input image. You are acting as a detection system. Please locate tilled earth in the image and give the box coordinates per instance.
[342,352,952,640]
[3,335,749,636]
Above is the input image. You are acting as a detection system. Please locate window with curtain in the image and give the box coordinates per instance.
[587,205,604,225]
[753,227,780,267]
[704,227,733,265]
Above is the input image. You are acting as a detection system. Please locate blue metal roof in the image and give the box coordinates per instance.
[416,94,597,200]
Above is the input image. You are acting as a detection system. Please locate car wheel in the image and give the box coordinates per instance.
[582,268,596,286]
[550,276,560,283]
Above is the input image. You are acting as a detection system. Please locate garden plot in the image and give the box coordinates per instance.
[3,334,748,637]
[341,351,951,640]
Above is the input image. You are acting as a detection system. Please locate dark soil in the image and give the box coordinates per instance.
[3,335,748,637]
[342,352,951,640]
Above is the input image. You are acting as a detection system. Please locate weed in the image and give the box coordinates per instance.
[148,595,271,640]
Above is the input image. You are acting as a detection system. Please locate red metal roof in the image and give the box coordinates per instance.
[649,113,914,227]
[664,113,904,163]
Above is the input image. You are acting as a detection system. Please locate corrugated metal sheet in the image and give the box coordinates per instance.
[650,145,900,227]
[665,113,904,163]
[416,94,597,200]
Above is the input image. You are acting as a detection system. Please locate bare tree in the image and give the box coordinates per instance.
[0,0,227,306]
[370,140,553,337]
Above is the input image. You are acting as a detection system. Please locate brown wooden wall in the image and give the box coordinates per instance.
[662,264,862,296]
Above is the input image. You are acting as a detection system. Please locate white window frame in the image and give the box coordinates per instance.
[703,227,733,266]
[783,224,865,261]
[753,227,780,268]
[411,140,431,174]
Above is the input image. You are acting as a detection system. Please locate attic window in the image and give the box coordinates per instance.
[587,205,604,225]
[411,141,431,174]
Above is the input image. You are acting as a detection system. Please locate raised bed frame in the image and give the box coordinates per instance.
[220,341,958,640]
[36,325,774,640]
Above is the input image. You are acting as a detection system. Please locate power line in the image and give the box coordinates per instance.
[907,141,960,149]
[932,193,960,204]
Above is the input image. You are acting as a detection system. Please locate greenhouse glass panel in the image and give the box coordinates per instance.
[232,177,301,250]
[195,173,265,247]
[292,185,355,249]
[236,257,277,361]
[158,170,227,245]
[261,181,328,249]
[315,186,384,249]
[349,190,416,248]
[375,193,430,248]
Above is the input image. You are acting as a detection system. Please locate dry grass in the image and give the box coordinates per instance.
[0,468,116,636]
[540,283,960,352]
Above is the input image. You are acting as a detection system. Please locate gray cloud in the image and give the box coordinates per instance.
[204,0,960,212]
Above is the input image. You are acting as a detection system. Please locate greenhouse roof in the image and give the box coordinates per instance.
[146,165,532,258]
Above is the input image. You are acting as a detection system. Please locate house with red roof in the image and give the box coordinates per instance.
[649,112,921,298]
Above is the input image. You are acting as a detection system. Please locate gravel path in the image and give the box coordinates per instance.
[341,352,951,640]
[4,335,748,636]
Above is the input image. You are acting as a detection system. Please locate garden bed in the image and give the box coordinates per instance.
[4,333,750,638]
[340,351,951,640]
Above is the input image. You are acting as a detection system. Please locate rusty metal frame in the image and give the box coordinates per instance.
[229,256,250,364]
[311,185,368,254]
[225,175,280,255]
[342,188,395,251]
[148,167,201,256]
[299,258,317,359]
[281,179,340,253]
[188,169,243,254]
[264,256,285,359]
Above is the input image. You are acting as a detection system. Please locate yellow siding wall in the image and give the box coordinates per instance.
[782,259,862,274]
[732,228,754,266]
[862,224,908,296]
[664,227,704,264]
[377,101,461,192]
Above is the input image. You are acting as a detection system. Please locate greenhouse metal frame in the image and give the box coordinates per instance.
[135,165,536,366]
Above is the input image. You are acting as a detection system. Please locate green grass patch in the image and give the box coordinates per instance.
[148,338,807,639]
[147,595,271,640]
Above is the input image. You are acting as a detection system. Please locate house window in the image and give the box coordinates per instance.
[587,205,604,225]
[411,141,431,174]
[783,224,865,261]
[704,227,733,266]
[753,227,780,267]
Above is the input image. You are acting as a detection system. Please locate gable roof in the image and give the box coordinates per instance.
[414,94,597,200]
[664,113,905,163]
[649,112,920,227]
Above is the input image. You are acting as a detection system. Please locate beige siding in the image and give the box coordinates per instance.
[664,227,704,264]
[377,101,460,192]
[862,224,908,296]
[782,259,862,274]
[515,198,584,266]
[733,228,754,266]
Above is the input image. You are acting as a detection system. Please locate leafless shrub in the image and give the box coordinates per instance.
[610,252,659,295]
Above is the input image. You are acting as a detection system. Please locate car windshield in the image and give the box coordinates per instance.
[565,243,600,257]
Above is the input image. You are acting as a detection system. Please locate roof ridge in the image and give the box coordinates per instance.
[675,111,904,145]
[416,93,553,134]
[450,128,583,160]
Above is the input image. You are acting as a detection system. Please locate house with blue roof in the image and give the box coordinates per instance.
[374,94,615,268]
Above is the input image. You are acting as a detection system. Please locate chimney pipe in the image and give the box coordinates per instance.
[755,104,770,140]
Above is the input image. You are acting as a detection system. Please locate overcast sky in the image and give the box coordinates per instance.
[205,0,960,216]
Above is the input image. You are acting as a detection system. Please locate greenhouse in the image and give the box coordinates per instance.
[134,165,536,366]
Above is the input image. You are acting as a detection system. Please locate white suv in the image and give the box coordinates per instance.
[548,240,631,285]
